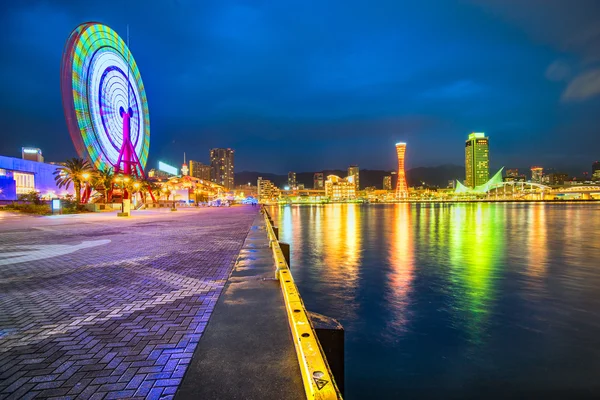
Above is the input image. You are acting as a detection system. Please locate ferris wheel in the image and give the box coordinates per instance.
[60,22,150,178]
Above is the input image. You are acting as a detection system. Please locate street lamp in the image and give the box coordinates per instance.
[168,185,177,211]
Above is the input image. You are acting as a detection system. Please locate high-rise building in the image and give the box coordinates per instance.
[592,161,600,181]
[465,132,489,188]
[531,166,543,183]
[395,143,408,198]
[313,172,324,189]
[348,165,360,190]
[210,148,234,190]
[547,173,569,185]
[288,172,297,189]
[383,175,392,190]
[22,148,44,163]
[325,175,356,200]
[189,160,211,181]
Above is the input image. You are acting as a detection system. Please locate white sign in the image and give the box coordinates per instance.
[158,161,178,175]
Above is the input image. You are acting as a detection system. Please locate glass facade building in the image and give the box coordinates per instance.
[465,132,489,188]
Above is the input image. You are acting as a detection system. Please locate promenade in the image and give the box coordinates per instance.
[0,206,263,399]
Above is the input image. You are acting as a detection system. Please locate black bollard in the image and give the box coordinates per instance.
[279,242,290,268]
[308,311,345,396]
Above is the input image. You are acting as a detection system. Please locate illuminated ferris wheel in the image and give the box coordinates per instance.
[60,22,150,178]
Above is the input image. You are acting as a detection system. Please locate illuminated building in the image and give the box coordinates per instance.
[506,168,518,177]
[314,172,324,189]
[465,132,489,188]
[148,169,170,179]
[348,165,360,190]
[210,148,234,190]
[325,175,356,200]
[531,166,543,183]
[395,142,408,199]
[455,168,504,194]
[0,155,74,200]
[592,162,600,181]
[547,173,569,185]
[257,177,280,203]
[288,172,297,189]
[383,175,392,190]
[189,160,211,181]
[22,148,44,163]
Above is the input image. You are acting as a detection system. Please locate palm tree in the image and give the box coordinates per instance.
[53,158,94,204]
[93,168,114,203]
[138,179,159,204]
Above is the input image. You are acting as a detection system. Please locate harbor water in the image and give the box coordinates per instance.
[269,203,600,399]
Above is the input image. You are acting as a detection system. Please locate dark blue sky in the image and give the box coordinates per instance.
[1,0,599,174]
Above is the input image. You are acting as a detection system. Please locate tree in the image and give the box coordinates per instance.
[18,190,42,205]
[53,158,94,204]
[93,168,114,203]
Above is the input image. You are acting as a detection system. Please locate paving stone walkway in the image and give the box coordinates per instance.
[0,206,258,399]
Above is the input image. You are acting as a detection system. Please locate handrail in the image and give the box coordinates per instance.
[262,209,342,400]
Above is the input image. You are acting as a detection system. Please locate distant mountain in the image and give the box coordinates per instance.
[407,165,465,187]
[236,165,466,189]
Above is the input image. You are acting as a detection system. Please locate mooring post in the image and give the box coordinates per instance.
[279,242,290,268]
[308,311,345,396]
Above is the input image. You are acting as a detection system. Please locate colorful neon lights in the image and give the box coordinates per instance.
[61,23,150,172]
[395,142,408,199]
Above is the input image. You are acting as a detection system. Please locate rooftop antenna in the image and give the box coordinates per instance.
[184,152,186,164]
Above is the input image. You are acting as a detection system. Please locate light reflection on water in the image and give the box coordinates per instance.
[270,203,600,399]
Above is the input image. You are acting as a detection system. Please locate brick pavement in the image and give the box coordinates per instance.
[0,206,258,399]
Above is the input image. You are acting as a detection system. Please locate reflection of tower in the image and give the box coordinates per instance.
[395,142,408,199]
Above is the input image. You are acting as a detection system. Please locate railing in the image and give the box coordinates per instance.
[262,208,343,400]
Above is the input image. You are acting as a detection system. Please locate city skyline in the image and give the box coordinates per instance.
[1,1,600,173]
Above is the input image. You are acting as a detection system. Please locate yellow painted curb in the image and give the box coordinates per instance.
[263,211,343,400]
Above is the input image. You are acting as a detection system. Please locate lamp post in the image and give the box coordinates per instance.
[170,185,176,211]
[133,182,140,207]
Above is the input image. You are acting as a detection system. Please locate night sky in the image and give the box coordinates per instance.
[1,0,599,174]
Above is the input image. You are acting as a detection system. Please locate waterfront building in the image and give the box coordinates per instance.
[313,172,324,189]
[257,177,280,203]
[0,155,73,200]
[455,167,504,194]
[395,143,408,199]
[592,161,600,181]
[325,175,356,200]
[503,175,526,183]
[288,172,297,189]
[547,173,569,185]
[465,132,489,188]
[22,148,44,163]
[348,165,360,190]
[531,166,543,183]
[210,148,234,190]
[383,176,392,190]
[506,168,519,177]
[189,160,211,181]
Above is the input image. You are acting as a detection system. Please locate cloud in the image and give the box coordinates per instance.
[545,60,571,82]
[562,69,600,101]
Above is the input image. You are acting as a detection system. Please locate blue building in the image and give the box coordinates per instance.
[0,155,73,201]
